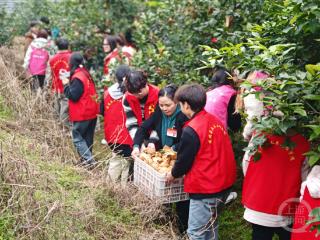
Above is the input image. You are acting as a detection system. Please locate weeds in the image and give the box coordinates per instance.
[0,41,173,239]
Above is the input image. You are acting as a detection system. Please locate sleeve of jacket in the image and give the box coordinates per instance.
[172,112,188,151]
[243,91,264,141]
[123,97,139,140]
[64,78,84,102]
[23,45,32,70]
[133,105,161,148]
[171,126,200,178]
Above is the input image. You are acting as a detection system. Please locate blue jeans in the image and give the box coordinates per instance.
[72,118,97,162]
[187,193,228,240]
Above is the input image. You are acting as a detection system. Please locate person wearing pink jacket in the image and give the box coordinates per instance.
[204,67,241,132]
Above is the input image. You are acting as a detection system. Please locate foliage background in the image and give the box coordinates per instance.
[201,0,320,165]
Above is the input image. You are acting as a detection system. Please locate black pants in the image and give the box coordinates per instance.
[252,224,292,240]
[176,200,190,234]
[31,75,45,91]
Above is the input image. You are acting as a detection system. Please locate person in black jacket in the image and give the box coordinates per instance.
[132,84,189,235]
[131,84,188,155]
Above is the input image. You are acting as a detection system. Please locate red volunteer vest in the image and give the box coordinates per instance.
[242,134,310,215]
[103,89,133,146]
[184,110,237,194]
[125,84,159,125]
[49,50,72,93]
[291,187,320,240]
[103,49,131,75]
[69,68,99,122]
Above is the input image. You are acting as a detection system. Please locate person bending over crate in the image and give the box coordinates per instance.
[131,84,188,155]
[131,84,189,234]
[166,84,237,240]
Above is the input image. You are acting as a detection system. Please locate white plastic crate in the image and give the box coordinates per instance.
[134,157,189,204]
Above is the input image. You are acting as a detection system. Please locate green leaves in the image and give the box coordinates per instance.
[307,153,320,167]
[307,207,320,235]
[145,1,166,8]
[132,0,266,85]
[303,95,320,101]
[243,134,267,160]
[201,0,320,166]
[306,125,320,141]
[306,64,320,75]
[293,108,307,117]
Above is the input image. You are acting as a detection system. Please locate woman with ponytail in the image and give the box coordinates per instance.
[204,67,241,132]
[100,65,133,185]
[62,52,99,167]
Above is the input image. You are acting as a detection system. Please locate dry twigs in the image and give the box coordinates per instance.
[0,44,176,239]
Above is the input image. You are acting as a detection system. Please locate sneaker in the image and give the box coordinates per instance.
[76,158,97,169]
[82,160,98,170]
[101,139,107,145]
[225,191,237,204]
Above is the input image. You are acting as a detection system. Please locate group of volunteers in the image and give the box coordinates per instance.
[21,18,320,240]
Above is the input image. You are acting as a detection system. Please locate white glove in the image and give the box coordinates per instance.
[131,147,140,158]
[147,143,156,151]
[59,69,70,81]
[306,166,320,198]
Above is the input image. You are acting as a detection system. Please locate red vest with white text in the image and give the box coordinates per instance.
[291,187,320,240]
[49,50,72,93]
[103,49,131,75]
[242,134,310,215]
[69,68,99,122]
[184,110,237,194]
[125,84,159,125]
[103,89,133,146]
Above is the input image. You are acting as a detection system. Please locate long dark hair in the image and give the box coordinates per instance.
[210,67,233,89]
[69,52,84,76]
[104,35,117,53]
[115,65,131,93]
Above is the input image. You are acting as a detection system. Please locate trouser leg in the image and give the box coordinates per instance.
[275,225,292,240]
[187,192,228,240]
[59,95,71,128]
[120,158,131,186]
[83,118,97,153]
[176,200,190,234]
[53,93,60,119]
[252,224,274,240]
[37,75,45,89]
[31,75,40,91]
[108,154,122,182]
[72,120,94,162]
